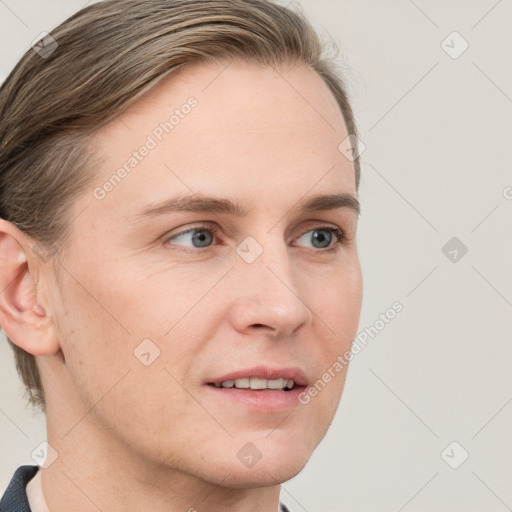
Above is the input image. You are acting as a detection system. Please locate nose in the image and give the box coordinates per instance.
[227,236,314,339]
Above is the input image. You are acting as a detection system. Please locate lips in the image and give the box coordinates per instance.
[206,365,309,387]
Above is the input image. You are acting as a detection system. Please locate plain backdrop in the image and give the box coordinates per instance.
[1,1,511,511]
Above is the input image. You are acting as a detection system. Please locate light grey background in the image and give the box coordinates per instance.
[1,1,511,511]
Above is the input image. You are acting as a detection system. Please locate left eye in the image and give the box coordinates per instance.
[164,224,344,250]
[295,226,344,249]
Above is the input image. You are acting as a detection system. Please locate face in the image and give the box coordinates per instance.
[42,60,362,487]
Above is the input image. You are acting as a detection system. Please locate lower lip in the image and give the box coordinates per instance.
[203,384,306,412]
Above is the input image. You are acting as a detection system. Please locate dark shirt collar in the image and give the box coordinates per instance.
[0,464,38,512]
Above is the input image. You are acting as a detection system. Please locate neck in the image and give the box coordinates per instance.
[41,408,282,512]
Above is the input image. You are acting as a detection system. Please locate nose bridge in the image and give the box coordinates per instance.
[229,229,313,334]
[236,228,294,291]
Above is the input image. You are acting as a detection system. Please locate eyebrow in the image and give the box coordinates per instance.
[133,192,360,220]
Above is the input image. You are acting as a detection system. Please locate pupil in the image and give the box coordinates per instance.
[193,230,211,247]
[313,230,331,248]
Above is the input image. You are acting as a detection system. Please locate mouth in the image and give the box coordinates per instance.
[203,367,309,412]
[207,377,297,391]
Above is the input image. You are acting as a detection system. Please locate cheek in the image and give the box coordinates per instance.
[313,259,363,340]
[53,272,201,451]
[52,266,143,410]
[307,262,362,415]
[53,254,218,405]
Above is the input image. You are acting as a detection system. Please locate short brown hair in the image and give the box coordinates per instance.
[0,0,361,414]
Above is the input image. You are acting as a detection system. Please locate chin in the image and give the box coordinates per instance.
[220,458,309,489]
[220,442,313,489]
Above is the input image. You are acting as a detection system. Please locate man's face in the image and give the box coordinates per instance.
[43,61,362,486]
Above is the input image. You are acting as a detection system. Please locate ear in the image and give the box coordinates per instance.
[0,218,60,356]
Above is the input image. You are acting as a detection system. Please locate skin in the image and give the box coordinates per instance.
[0,60,362,512]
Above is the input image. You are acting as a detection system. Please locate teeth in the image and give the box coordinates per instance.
[250,377,267,390]
[214,377,295,390]
[234,378,250,388]
[267,378,287,389]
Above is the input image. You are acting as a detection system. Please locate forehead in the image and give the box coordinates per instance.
[83,60,355,223]
[110,59,346,131]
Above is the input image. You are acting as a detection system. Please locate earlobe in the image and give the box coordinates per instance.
[0,219,60,356]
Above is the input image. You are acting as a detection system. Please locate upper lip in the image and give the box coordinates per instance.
[206,365,308,387]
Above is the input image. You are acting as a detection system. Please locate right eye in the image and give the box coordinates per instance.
[163,223,220,251]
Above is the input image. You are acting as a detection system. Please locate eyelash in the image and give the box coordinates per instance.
[163,222,346,253]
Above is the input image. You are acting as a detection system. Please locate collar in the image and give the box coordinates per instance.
[0,464,38,512]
